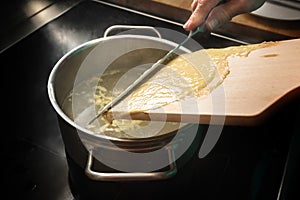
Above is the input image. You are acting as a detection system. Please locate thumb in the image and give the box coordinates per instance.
[183,8,207,31]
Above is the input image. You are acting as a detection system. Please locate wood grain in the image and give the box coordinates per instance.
[110,38,300,126]
[152,0,192,9]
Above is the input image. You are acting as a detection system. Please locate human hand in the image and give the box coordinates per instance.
[183,0,266,31]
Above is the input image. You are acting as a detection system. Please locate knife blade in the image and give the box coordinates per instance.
[88,25,205,125]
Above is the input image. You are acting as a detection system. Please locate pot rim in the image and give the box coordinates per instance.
[47,34,193,143]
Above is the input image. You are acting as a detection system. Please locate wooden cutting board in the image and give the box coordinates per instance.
[109,38,300,126]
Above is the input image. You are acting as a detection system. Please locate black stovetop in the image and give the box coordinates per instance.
[1,1,299,199]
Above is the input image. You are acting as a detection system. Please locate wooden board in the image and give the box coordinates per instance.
[109,38,300,126]
[150,0,300,37]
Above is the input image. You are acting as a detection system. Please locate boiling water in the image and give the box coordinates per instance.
[61,70,184,139]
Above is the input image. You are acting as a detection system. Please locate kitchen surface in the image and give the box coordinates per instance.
[1,0,299,199]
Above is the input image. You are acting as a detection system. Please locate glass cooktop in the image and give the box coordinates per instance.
[1,1,299,199]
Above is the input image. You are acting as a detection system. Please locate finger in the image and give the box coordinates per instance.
[205,1,246,31]
[184,0,222,31]
[191,0,198,11]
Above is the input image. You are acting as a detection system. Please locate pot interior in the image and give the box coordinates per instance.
[51,36,192,140]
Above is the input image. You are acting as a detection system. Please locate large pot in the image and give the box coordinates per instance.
[47,25,203,182]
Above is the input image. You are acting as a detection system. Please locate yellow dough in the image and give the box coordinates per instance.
[123,41,277,112]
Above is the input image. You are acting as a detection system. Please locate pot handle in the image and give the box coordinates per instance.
[103,25,162,38]
[85,148,177,181]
